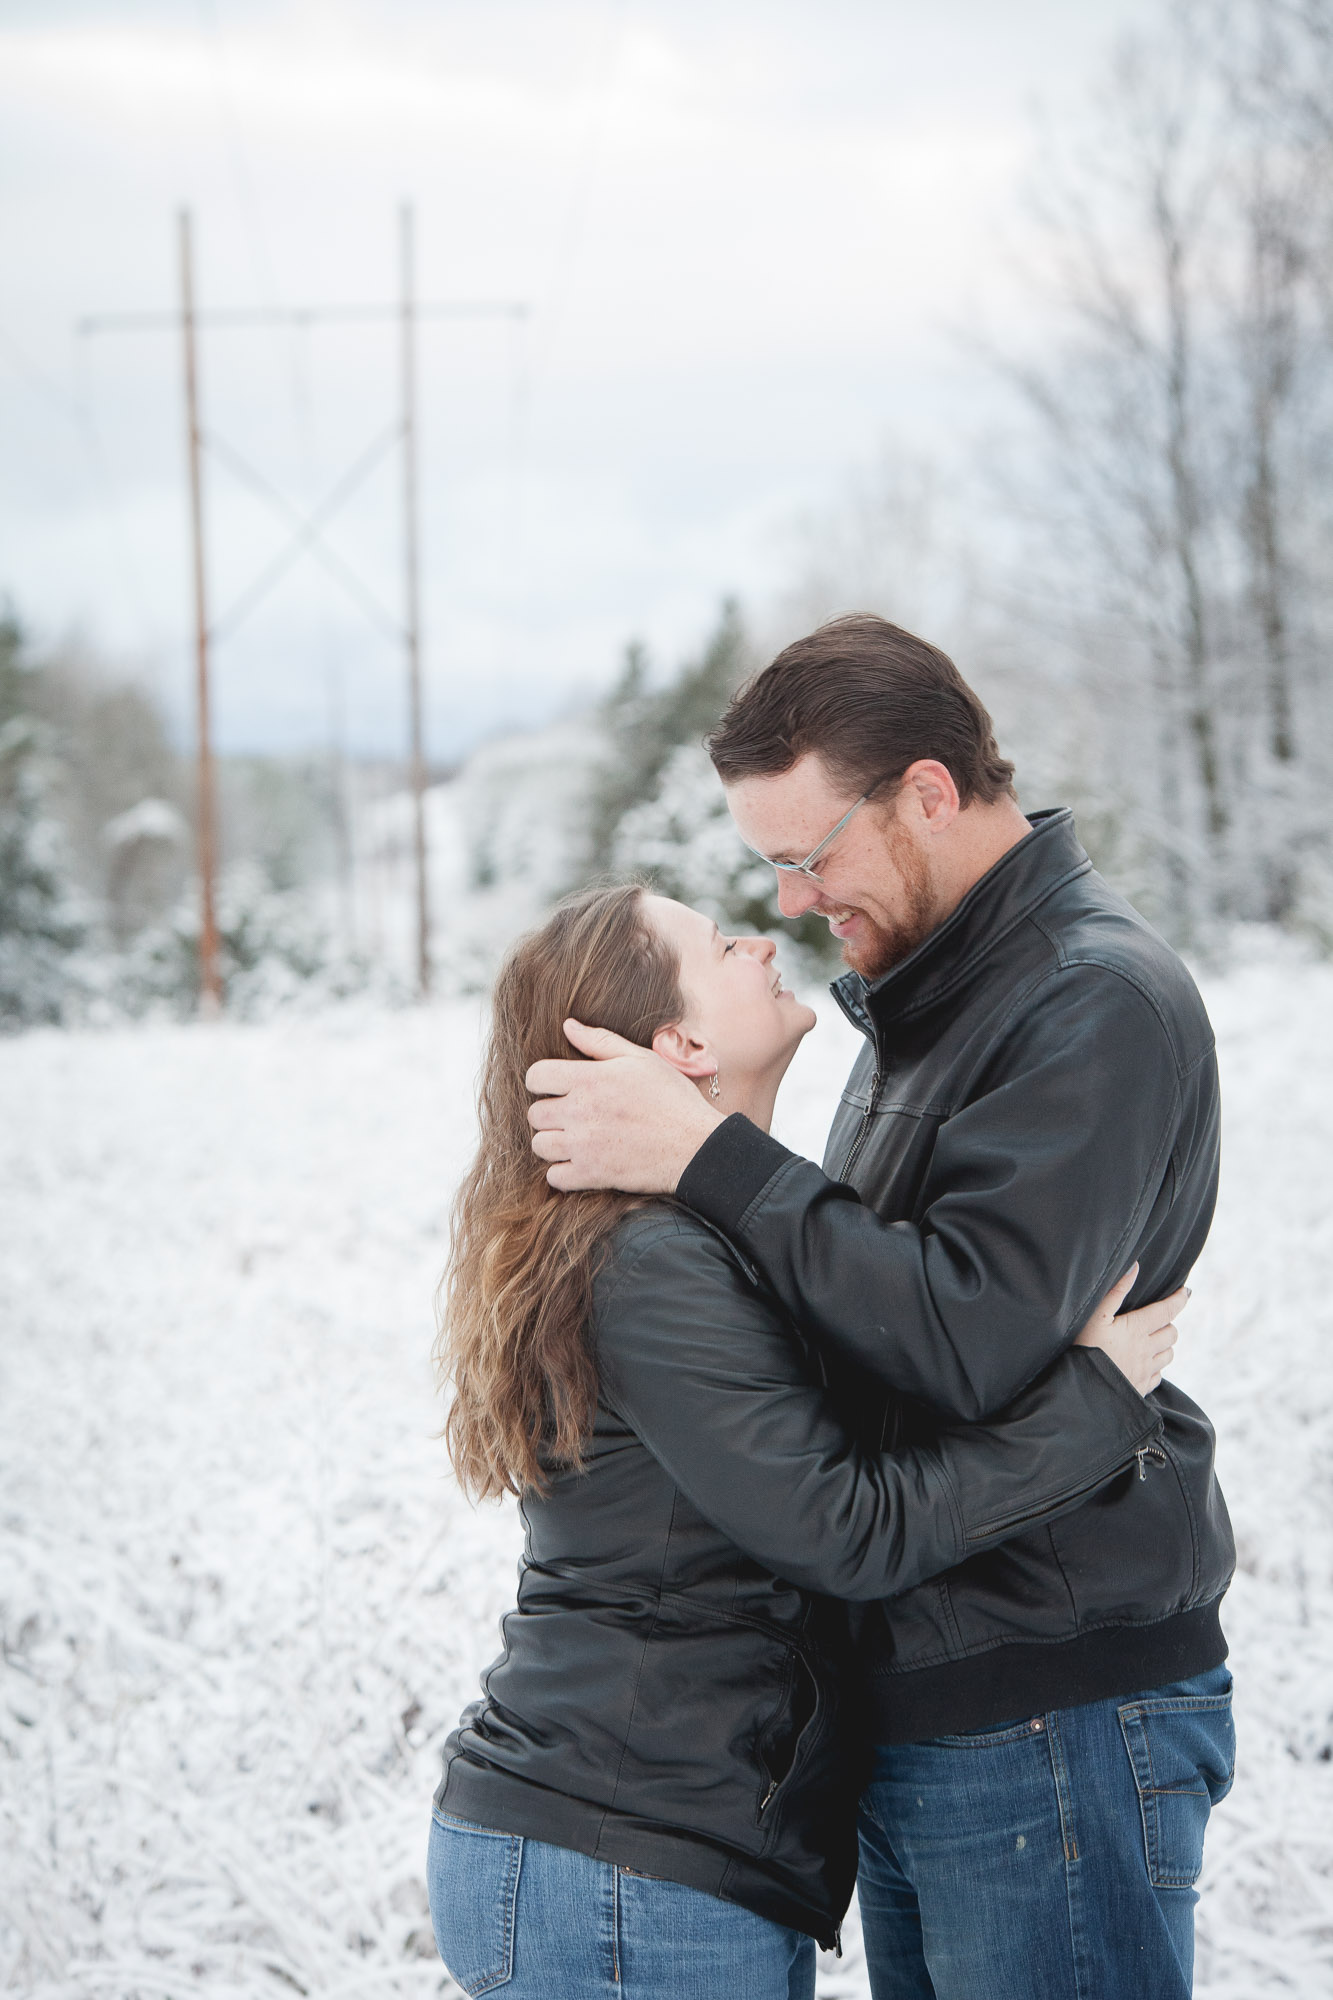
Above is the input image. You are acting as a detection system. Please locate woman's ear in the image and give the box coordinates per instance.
[651,1022,716,1080]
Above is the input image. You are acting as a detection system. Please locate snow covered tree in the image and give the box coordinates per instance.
[591,604,837,961]
[0,714,86,1028]
[585,599,753,876]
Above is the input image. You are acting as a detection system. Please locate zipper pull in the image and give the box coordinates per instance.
[1135,1445,1167,1481]
[759,1778,778,1813]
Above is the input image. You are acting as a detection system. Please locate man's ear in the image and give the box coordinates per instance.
[899,759,961,831]
[651,1022,716,1080]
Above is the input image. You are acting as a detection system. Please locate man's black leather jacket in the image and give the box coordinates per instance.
[676,809,1235,1742]
[437,1205,1167,1948]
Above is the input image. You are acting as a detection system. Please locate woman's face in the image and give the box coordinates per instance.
[643,895,817,1099]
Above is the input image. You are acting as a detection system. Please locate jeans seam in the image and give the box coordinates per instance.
[1046,1710,1091,2000]
[1116,1690,1234,1887]
[611,1857,621,1985]
[500,1836,522,1990]
[440,1825,522,1996]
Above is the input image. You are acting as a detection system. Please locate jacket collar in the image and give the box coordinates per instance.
[830,808,1091,1041]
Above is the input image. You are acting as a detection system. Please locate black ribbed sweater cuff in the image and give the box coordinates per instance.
[675,1113,796,1232]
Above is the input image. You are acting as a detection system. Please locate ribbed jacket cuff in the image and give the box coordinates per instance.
[675,1114,795,1232]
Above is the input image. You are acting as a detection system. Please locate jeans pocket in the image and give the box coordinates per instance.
[1117,1685,1236,1888]
[427,1812,523,1994]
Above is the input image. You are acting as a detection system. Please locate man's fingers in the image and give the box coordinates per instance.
[546,1160,592,1192]
[528,1097,570,1132]
[525,1057,584,1097]
[561,1018,641,1061]
[531,1129,571,1164]
[525,1036,647,1095]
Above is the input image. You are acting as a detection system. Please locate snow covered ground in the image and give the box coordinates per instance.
[2,954,1331,1996]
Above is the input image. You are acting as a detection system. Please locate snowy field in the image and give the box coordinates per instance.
[3,955,1332,1997]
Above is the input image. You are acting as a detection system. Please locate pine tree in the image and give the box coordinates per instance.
[0,714,86,1028]
[586,599,750,873]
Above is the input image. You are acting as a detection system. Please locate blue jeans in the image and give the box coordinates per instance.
[426,1809,817,1999]
[857,1666,1235,2000]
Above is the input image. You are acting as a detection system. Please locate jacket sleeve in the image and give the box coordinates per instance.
[676,963,1203,1421]
[593,1217,1164,1602]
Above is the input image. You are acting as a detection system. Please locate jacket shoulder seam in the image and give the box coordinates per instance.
[1029,921,1201,1078]
[595,1211,734,1319]
[1019,930,1193,1079]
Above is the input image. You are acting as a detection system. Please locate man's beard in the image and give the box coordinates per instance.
[839,826,937,982]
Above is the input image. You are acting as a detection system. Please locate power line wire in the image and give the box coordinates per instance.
[203,424,404,644]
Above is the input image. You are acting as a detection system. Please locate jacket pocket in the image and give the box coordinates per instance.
[427,1813,523,1994]
[1117,1675,1235,1888]
[756,1648,820,1820]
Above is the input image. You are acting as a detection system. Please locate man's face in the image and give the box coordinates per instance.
[726,753,941,981]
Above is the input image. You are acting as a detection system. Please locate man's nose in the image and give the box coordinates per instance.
[776,871,821,919]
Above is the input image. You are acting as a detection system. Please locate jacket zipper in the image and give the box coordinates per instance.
[967,1431,1165,1540]
[839,1067,883,1181]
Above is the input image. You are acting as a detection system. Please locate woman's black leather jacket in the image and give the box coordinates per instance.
[435,1204,1165,1949]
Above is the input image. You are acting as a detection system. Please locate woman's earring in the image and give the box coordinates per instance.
[708,1071,721,1101]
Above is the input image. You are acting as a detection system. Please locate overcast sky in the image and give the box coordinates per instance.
[0,0,1159,758]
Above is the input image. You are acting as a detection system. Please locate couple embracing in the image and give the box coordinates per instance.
[427,615,1235,1999]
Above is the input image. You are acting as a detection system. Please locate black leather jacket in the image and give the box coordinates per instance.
[677,810,1235,1743]
[436,1204,1166,1949]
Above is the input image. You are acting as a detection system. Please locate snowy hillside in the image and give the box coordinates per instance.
[2,954,1331,1996]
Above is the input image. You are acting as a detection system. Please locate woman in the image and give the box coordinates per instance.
[428,883,1182,2000]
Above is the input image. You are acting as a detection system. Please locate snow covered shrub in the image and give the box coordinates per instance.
[610,742,770,918]
[581,603,837,967]
[0,717,87,1029]
[111,863,401,1022]
[101,796,188,946]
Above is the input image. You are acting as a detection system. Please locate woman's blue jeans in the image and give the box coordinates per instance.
[427,1810,816,1999]
[857,1665,1236,2000]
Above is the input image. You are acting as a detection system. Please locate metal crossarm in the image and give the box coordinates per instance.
[75,207,530,1005]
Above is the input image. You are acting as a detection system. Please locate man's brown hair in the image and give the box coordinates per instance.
[707,613,1016,807]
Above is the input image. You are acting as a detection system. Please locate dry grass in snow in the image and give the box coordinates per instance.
[1,959,1330,1995]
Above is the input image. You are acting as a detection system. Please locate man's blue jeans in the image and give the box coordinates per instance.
[427,1810,816,1998]
[857,1666,1235,2000]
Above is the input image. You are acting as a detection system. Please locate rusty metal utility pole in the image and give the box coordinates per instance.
[179,209,222,1015]
[400,203,431,997]
[80,223,526,1008]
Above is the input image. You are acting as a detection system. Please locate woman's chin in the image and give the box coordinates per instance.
[789,997,818,1037]
[775,1002,818,1061]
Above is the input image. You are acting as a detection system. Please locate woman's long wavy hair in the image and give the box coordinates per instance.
[437,883,687,1500]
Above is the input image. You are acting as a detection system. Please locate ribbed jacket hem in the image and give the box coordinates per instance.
[433,1756,843,1951]
[865,1600,1228,1745]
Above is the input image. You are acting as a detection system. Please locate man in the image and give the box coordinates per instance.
[526,615,1235,1999]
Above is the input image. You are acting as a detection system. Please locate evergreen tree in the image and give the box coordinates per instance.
[588,600,836,962]
[0,706,86,1028]
[586,600,751,873]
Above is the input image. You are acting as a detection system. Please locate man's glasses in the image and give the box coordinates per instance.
[743,776,896,888]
